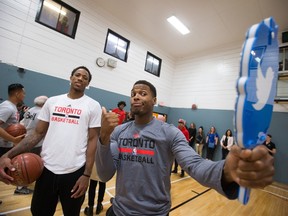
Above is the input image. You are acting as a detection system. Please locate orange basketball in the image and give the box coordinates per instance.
[7,153,44,186]
[5,123,26,137]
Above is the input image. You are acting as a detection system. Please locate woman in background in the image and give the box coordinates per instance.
[195,126,204,157]
[220,129,234,159]
[84,163,106,215]
[205,126,219,160]
[188,122,197,149]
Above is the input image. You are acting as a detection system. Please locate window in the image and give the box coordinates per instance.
[35,0,80,39]
[279,46,288,73]
[145,52,162,77]
[104,29,130,62]
[275,45,288,103]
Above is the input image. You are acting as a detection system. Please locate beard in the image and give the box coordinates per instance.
[131,107,141,115]
[131,106,153,117]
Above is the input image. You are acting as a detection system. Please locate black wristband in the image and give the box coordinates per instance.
[83,174,90,178]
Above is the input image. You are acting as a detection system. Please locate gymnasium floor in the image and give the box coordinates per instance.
[0,172,287,216]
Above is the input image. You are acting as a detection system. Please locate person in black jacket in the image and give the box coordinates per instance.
[262,134,276,156]
[188,122,196,149]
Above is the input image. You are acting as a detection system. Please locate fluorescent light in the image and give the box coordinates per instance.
[167,16,190,35]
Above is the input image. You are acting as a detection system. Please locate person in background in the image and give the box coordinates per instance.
[84,163,106,216]
[124,111,135,123]
[112,101,126,125]
[195,126,205,157]
[0,84,26,156]
[206,126,219,160]
[220,129,234,159]
[172,119,189,177]
[16,102,29,121]
[95,80,274,216]
[262,134,276,156]
[156,114,166,122]
[0,84,31,195]
[20,95,48,155]
[15,96,48,195]
[0,83,27,202]
[188,122,196,149]
[56,16,69,34]
[0,66,101,216]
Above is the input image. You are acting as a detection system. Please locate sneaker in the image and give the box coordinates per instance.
[14,187,33,195]
[84,206,93,216]
[110,197,114,204]
[171,169,178,173]
[96,203,103,214]
[180,170,184,177]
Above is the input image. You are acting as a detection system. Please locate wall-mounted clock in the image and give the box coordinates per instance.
[96,57,105,67]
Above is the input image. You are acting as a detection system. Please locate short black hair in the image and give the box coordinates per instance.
[8,83,24,96]
[134,80,157,97]
[267,134,272,138]
[118,101,126,107]
[71,66,92,82]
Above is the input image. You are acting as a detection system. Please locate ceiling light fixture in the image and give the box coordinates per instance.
[167,16,190,35]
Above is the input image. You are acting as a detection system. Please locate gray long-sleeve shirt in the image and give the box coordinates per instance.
[96,118,238,216]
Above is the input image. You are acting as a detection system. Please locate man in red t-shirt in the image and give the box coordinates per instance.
[111,101,126,125]
[178,119,189,141]
[172,119,189,177]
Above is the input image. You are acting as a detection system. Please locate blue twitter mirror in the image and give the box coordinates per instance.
[234,17,279,204]
[235,17,279,149]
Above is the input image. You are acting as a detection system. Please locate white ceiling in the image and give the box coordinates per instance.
[94,0,288,59]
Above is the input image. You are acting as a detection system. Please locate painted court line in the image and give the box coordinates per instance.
[169,188,211,212]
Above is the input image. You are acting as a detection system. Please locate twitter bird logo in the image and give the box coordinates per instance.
[252,64,275,110]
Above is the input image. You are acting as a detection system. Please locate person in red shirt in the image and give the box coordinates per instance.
[111,101,126,125]
[172,119,189,177]
[178,119,190,141]
[56,16,69,34]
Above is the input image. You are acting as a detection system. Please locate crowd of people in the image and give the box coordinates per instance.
[0,66,276,215]
[172,122,276,162]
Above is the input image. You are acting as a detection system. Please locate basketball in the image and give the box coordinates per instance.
[5,123,26,137]
[7,153,44,186]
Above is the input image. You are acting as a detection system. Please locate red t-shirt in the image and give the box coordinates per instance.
[112,108,126,125]
[178,126,190,141]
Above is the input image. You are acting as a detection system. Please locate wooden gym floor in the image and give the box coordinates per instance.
[0,171,288,216]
